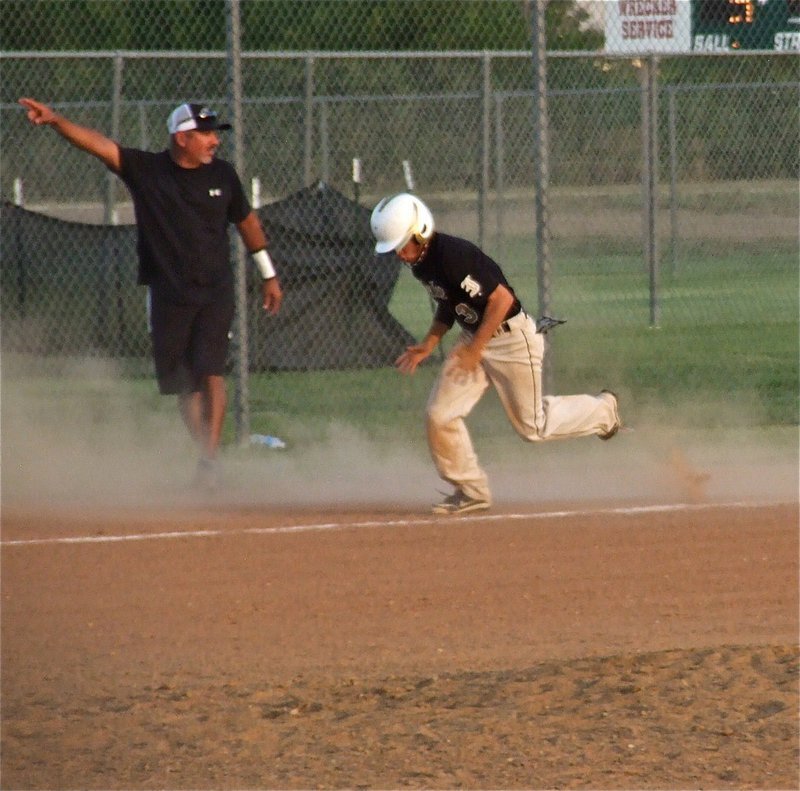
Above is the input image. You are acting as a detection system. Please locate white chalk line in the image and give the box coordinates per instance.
[0,500,790,548]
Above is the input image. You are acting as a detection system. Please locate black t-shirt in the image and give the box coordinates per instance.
[117,148,250,303]
[410,232,520,332]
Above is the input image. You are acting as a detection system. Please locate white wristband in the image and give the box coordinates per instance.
[251,248,276,280]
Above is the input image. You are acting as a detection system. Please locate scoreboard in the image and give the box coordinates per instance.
[692,0,800,51]
[605,0,800,52]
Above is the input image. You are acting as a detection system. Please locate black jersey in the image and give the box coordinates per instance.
[410,233,520,332]
[118,148,251,303]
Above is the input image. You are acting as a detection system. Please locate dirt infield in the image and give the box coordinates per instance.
[1,501,797,790]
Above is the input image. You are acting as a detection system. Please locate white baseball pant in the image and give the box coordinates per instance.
[425,311,618,503]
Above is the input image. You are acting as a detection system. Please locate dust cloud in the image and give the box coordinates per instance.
[0,358,440,513]
[488,421,797,509]
[2,359,797,516]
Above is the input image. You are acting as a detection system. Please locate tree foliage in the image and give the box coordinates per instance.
[1,0,601,52]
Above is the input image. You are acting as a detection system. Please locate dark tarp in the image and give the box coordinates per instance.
[1,183,415,370]
[0,203,141,357]
[252,182,414,370]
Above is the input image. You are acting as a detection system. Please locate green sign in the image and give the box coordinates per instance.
[692,0,800,51]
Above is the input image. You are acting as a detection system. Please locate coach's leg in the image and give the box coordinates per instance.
[203,374,227,460]
[151,293,203,450]
[179,375,226,460]
[178,391,205,448]
[188,288,235,468]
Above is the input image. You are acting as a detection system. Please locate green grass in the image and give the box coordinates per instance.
[240,318,797,448]
[322,239,797,443]
[551,321,798,424]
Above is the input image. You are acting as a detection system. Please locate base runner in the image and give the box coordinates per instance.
[370,193,621,515]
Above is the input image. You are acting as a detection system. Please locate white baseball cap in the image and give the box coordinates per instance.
[167,103,232,134]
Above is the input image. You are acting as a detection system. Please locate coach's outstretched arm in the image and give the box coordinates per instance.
[19,97,121,172]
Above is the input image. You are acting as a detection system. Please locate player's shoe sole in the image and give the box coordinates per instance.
[192,458,223,491]
[432,491,491,515]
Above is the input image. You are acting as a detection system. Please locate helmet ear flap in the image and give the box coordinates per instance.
[412,208,434,245]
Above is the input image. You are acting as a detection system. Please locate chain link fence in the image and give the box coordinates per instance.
[1,1,798,425]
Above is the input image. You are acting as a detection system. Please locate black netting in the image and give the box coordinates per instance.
[1,184,415,371]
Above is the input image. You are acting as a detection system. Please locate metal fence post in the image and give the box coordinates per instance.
[304,56,315,186]
[641,54,660,328]
[479,51,491,250]
[667,85,679,277]
[137,101,149,150]
[529,0,553,391]
[494,92,505,260]
[225,0,250,446]
[319,99,330,184]
[104,53,123,225]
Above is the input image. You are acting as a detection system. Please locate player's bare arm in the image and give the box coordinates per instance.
[452,283,515,373]
[396,320,449,375]
[236,212,284,315]
[19,97,121,172]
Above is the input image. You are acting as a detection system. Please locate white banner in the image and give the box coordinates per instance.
[605,0,693,53]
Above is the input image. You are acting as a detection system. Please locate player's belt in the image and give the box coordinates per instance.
[494,309,529,336]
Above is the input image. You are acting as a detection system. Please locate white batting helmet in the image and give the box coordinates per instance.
[370,193,435,254]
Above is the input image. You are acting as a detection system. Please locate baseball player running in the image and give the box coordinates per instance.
[371,193,621,515]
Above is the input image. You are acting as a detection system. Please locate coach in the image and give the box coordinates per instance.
[19,97,283,490]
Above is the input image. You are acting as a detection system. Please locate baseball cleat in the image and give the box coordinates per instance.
[192,457,223,491]
[598,389,621,440]
[432,490,490,515]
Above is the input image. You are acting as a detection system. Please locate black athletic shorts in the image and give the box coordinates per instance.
[148,287,235,395]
